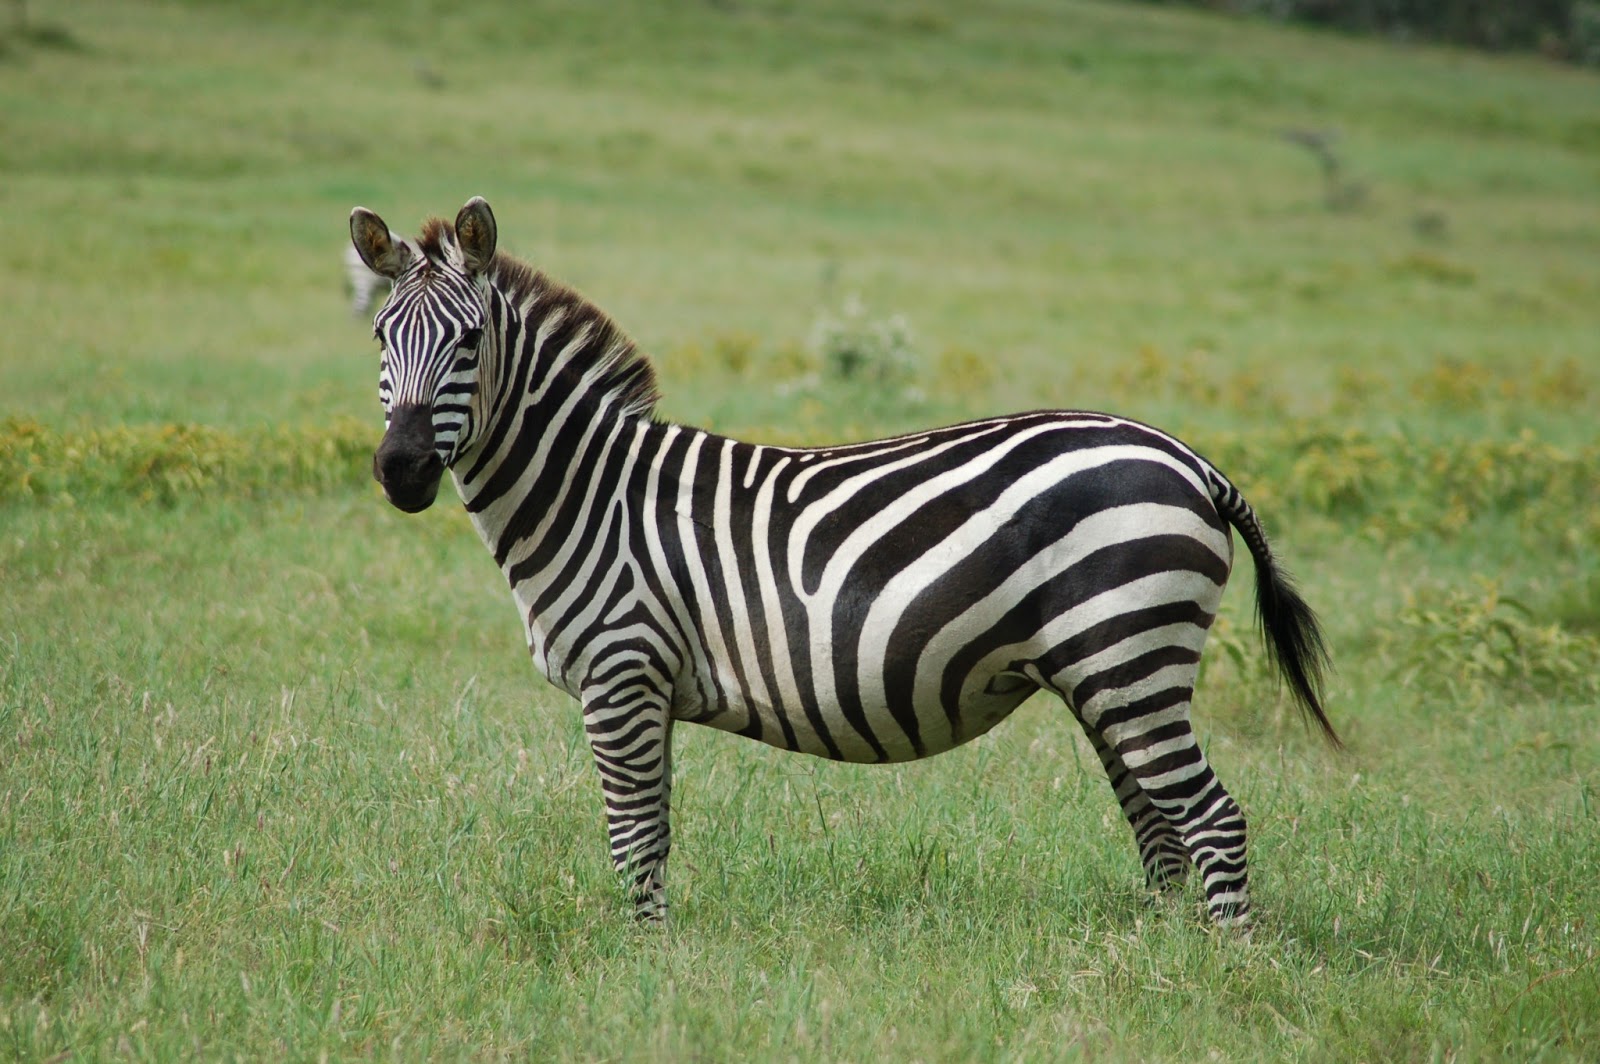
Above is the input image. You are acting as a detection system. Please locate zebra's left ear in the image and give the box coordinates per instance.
[455,196,497,274]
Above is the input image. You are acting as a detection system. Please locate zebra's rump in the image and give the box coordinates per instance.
[673,413,1235,763]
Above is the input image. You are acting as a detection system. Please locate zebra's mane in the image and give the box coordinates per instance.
[416,217,661,420]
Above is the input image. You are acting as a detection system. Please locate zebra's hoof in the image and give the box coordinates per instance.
[632,899,669,924]
[1206,907,1253,935]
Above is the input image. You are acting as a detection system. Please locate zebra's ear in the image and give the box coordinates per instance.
[350,207,414,280]
[455,196,497,274]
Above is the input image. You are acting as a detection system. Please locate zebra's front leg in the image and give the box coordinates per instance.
[581,676,675,922]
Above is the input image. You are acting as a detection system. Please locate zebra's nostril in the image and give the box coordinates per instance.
[410,451,443,485]
[376,449,439,487]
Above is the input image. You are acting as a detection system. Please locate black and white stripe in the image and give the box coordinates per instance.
[349,197,1337,927]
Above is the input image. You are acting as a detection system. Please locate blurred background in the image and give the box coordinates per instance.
[4,0,1596,446]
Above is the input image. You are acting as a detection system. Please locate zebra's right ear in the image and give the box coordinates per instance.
[350,207,414,280]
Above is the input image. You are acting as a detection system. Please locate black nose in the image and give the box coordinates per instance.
[375,446,442,489]
[374,405,443,512]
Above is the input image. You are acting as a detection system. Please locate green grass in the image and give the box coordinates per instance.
[3,0,1599,1059]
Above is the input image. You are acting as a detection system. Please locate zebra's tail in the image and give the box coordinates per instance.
[1206,469,1342,749]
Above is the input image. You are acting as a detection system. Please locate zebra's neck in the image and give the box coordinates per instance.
[447,266,668,684]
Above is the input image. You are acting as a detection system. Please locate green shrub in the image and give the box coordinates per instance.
[1141,0,1590,59]
[808,294,919,387]
[1383,582,1600,703]
[0,417,374,507]
[1571,0,1600,63]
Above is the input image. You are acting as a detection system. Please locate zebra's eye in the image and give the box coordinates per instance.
[458,327,483,351]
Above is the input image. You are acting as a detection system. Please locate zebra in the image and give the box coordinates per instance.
[349,196,1338,928]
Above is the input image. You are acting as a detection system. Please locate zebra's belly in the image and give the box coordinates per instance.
[683,665,1039,764]
[884,679,1039,761]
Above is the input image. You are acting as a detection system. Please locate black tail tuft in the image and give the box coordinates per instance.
[1208,466,1340,748]
[1254,561,1341,749]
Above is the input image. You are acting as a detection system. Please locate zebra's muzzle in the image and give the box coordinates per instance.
[374,405,444,513]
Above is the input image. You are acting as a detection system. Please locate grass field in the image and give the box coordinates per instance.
[3,0,1599,1059]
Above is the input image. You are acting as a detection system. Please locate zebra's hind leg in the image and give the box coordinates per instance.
[581,675,675,922]
[1096,697,1252,929]
[1076,723,1191,893]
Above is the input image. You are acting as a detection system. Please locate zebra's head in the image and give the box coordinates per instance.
[349,197,499,513]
